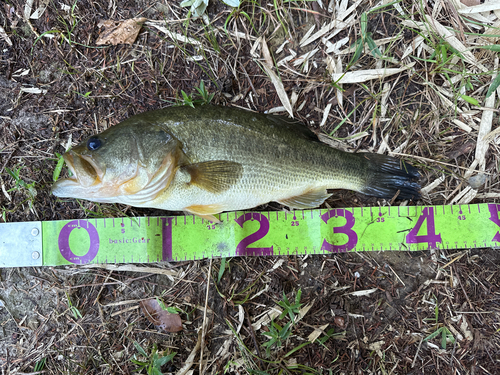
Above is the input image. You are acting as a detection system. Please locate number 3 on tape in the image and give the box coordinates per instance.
[321,209,358,253]
[405,207,442,249]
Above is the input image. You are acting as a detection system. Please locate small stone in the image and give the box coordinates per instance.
[468,174,487,189]
[334,316,345,328]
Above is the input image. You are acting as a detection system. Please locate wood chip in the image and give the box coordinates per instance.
[307,323,329,343]
[452,119,472,133]
[475,79,497,170]
[458,187,477,204]
[296,301,313,323]
[20,87,48,94]
[344,288,378,296]
[421,175,446,195]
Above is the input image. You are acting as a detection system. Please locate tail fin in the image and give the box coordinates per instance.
[358,153,421,200]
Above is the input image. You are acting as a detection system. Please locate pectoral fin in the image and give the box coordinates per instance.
[277,188,331,209]
[182,160,243,193]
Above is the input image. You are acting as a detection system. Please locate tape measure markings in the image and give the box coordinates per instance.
[1,203,500,268]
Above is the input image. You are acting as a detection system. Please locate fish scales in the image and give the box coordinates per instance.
[52,105,420,221]
[145,107,367,211]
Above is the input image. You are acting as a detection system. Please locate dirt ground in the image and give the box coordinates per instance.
[1,0,500,374]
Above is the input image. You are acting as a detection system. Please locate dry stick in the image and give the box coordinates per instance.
[199,258,213,375]
[411,337,423,368]
[452,264,476,315]
[241,63,259,99]
[244,306,264,370]
[444,0,466,42]
[385,263,406,287]
[279,362,293,375]
[0,151,14,176]
[93,270,114,306]
[390,152,493,174]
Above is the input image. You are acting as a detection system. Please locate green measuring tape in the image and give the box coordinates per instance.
[1,203,499,268]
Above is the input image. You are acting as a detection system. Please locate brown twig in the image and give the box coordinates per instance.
[199,258,213,375]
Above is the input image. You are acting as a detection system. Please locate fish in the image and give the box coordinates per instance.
[52,105,420,221]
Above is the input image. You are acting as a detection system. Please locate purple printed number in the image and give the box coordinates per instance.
[405,207,442,248]
[58,220,99,264]
[235,213,273,256]
[487,204,500,242]
[161,218,173,261]
[321,209,358,253]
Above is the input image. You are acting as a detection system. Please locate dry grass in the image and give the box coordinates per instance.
[1,0,500,374]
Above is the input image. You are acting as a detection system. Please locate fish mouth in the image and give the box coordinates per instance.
[51,151,107,199]
[52,146,178,206]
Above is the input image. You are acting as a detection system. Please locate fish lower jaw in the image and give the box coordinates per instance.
[51,178,80,197]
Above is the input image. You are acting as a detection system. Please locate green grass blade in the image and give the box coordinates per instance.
[486,73,500,98]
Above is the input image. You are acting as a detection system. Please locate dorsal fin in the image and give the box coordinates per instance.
[263,113,320,143]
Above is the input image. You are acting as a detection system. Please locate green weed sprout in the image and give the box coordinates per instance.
[178,80,215,107]
[261,320,293,357]
[278,288,302,322]
[5,167,37,210]
[131,341,176,375]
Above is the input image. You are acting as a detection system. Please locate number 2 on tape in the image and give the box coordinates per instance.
[235,213,274,256]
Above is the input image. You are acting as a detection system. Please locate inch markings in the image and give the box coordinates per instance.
[1,204,499,268]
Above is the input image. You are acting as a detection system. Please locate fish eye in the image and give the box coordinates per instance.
[87,137,102,151]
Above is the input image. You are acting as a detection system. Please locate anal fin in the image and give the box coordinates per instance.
[277,188,331,209]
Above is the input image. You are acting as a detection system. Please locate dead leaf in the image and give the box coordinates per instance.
[0,25,12,47]
[96,17,147,46]
[329,63,416,84]
[260,38,293,117]
[139,298,182,333]
[446,139,475,160]
[460,0,480,6]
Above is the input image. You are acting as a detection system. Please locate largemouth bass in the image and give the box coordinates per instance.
[52,105,420,221]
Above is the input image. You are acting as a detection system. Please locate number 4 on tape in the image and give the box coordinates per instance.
[406,207,442,248]
[488,204,500,242]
